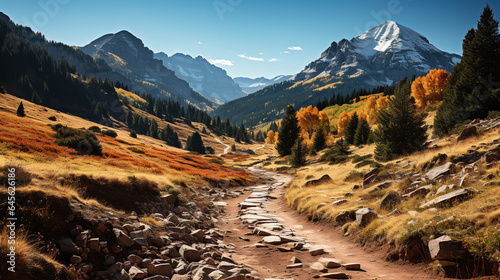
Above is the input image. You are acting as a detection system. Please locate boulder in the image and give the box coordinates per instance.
[304,174,333,187]
[375,181,393,189]
[335,211,355,225]
[148,263,174,277]
[161,194,176,205]
[179,245,201,262]
[355,208,377,226]
[332,199,347,206]
[457,125,478,141]
[362,168,381,187]
[58,238,82,255]
[113,228,135,247]
[217,261,238,270]
[402,185,432,199]
[420,188,477,209]
[435,184,457,196]
[425,162,453,181]
[380,190,401,210]
[484,150,500,163]
[428,235,468,260]
[129,266,146,279]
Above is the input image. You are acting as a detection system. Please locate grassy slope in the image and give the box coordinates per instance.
[281,114,500,262]
[0,92,272,277]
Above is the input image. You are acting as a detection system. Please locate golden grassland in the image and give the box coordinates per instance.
[0,94,255,185]
[283,121,500,258]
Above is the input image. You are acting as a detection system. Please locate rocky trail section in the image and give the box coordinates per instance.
[218,167,437,280]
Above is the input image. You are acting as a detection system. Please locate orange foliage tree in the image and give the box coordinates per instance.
[296,105,330,147]
[265,130,278,144]
[411,69,449,108]
[411,76,427,108]
[376,96,389,111]
[337,111,350,137]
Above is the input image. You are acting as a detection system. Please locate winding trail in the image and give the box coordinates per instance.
[215,137,232,156]
[218,166,440,280]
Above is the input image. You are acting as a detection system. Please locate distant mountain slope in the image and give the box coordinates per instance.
[154,52,245,104]
[81,31,216,110]
[0,12,124,122]
[234,75,293,93]
[215,21,461,127]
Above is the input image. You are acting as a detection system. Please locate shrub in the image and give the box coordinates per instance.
[102,129,118,138]
[0,85,6,94]
[88,126,101,133]
[130,130,137,138]
[344,170,364,182]
[321,138,351,163]
[48,116,56,121]
[51,125,102,156]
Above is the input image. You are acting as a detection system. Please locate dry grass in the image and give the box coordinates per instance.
[0,228,66,280]
[284,118,500,261]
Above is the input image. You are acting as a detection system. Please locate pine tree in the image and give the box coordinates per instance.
[374,78,427,161]
[345,112,359,144]
[354,118,370,146]
[434,5,500,135]
[311,129,326,153]
[290,137,307,168]
[276,105,299,156]
[16,101,25,117]
[185,132,205,154]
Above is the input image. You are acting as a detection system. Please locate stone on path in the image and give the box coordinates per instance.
[318,258,342,268]
[310,262,327,272]
[319,272,350,279]
[310,248,326,256]
[286,263,303,269]
[341,263,361,270]
[263,236,282,245]
[179,245,201,262]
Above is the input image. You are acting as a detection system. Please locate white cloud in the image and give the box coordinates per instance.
[287,46,303,51]
[208,59,234,66]
[259,52,264,55]
[269,58,278,62]
[196,41,202,45]
[237,54,265,61]
[283,51,290,54]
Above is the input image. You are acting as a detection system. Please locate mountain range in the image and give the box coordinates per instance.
[80,31,216,110]
[214,21,461,127]
[233,75,293,93]
[154,52,245,104]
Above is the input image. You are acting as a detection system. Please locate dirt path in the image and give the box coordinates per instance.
[215,138,232,156]
[217,167,442,280]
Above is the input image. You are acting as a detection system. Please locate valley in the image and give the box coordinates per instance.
[2,2,500,280]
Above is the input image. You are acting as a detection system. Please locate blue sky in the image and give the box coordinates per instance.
[2,0,499,78]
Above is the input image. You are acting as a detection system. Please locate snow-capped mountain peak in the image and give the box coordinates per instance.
[294,21,461,87]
